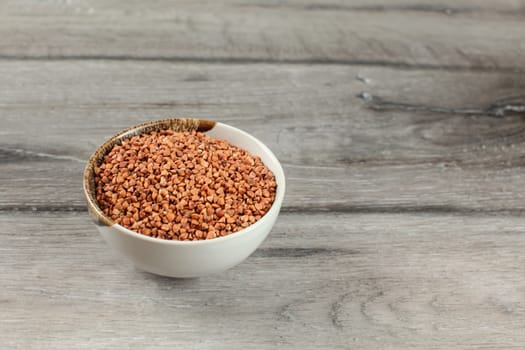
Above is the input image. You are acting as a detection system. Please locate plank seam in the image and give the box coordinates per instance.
[0,55,523,73]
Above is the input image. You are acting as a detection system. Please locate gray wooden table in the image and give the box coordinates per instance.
[2,1,525,349]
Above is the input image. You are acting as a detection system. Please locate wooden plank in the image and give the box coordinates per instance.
[1,211,525,349]
[1,0,525,69]
[1,61,525,212]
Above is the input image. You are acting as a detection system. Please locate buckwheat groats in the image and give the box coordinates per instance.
[94,130,277,240]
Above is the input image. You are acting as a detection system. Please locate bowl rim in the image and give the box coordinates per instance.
[82,118,285,246]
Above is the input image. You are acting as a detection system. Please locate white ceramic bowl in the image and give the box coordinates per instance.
[83,119,285,277]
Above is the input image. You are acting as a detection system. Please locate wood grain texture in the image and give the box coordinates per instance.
[2,212,525,350]
[2,61,525,165]
[1,61,525,213]
[1,0,525,70]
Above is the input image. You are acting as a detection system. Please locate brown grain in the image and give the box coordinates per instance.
[95,130,277,240]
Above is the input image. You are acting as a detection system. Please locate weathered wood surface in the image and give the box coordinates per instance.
[1,0,525,70]
[1,61,525,213]
[2,1,525,349]
[2,212,525,349]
